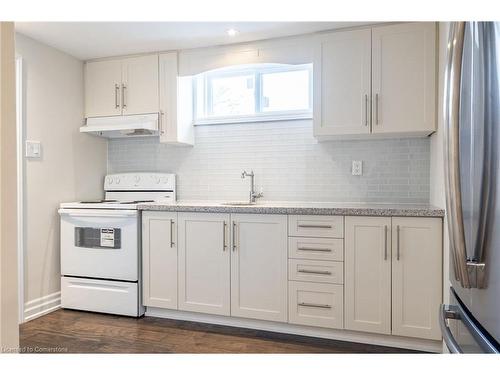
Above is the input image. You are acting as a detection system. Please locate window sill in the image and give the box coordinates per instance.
[193,113,313,126]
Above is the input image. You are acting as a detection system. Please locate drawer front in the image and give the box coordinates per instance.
[61,276,140,317]
[289,259,344,284]
[288,237,344,261]
[288,281,343,329]
[288,215,344,238]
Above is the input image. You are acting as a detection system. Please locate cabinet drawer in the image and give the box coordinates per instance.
[288,237,343,261]
[288,215,343,238]
[61,276,140,317]
[288,281,343,329]
[289,259,343,284]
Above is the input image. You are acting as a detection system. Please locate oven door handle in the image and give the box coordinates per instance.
[58,209,138,217]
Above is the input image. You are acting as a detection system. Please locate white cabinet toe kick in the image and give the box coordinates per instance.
[141,211,443,352]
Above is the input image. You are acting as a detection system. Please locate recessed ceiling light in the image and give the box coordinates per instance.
[226,28,239,37]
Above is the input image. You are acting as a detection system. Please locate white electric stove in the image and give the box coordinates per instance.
[58,172,176,317]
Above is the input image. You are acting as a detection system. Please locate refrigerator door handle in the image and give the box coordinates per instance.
[440,304,463,353]
[444,22,471,288]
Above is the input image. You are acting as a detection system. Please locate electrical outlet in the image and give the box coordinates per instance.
[352,160,363,176]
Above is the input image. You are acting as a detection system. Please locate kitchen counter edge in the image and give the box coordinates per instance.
[137,203,445,218]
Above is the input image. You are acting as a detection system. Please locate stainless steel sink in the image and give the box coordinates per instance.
[220,201,256,206]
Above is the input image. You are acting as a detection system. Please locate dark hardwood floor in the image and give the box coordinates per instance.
[19,309,420,354]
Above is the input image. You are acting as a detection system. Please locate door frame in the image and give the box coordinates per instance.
[16,55,25,323]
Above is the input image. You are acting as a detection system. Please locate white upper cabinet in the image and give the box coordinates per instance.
[158,52,194,145]
[313,22,436,139]
[313,29,371,136]
[371,23,436,135]
[391,217,442,340]
[121,55,159,115]
[84,59,122,117]
[84,54,159,118]
[230,214,288,322]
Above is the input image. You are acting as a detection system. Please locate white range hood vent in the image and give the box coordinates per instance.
[80,113,159,138]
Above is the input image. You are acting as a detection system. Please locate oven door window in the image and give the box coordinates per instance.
[74,227,122,249]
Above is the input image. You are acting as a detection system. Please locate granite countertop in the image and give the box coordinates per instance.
[138,200,445,217]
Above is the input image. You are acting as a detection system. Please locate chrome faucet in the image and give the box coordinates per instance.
[241,170,263,203]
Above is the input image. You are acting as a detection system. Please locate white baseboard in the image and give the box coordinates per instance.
[23,291,61,322]
[146,307,442,353]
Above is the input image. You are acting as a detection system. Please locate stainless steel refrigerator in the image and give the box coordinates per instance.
[441,21,500,353]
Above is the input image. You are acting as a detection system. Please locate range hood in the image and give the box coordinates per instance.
[80,113,159,138]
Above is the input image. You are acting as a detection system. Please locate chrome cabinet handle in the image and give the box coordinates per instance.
[384,225,388,260]
[114,84,120,109]
[298,269,332,275]
[298,302,332,309]
[232,221,237,252]
[297,224,332,229]
[223,221,227,251]
[396,225,400,261]
[121,84,127,108]
[170,220,175,248]
[297,247,332,252]
[159,111,165,135]
[364,94,368,126]
[375,93,379,125]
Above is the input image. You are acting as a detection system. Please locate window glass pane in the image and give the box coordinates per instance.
[261,69,310,112]
[209,74,255,117]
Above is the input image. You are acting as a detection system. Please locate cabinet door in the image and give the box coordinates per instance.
[345,216,392,334]
[142,211,177,309]
[230,214,287,322]
[392,217,442,340]
[313,29,371,137]
[178,212,231,316]
[84,59,122,117]
[158,52,194,145]
[121,54,159,115]
[372,23,436,135]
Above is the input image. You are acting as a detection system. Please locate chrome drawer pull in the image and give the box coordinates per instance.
[298,302,332,309]
[297,224,332,229]
[298,269,332,275]
[297,247,332,252]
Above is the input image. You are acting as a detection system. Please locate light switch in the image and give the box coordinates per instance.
[352,160,363,176]
[25,140,42,159]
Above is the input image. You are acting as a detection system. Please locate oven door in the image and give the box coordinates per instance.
[59,208,139,281]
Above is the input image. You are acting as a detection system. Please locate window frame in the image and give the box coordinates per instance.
[193,63,313,126]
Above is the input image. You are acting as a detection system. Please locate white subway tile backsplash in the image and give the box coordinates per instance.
[108,120,430,203]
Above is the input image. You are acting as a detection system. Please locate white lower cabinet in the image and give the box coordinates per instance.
[142,210,443,343]
[178,212,231,316]
[289,281,343,329]
[230,214,288,322]
[345,216,392,334]
[345,216,442,340]
[391,217,442,340]
[142,211,178,309]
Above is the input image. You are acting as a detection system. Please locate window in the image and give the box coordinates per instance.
[194,64,312,125]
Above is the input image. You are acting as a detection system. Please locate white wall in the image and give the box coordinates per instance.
[0,21,19,351]
[109,121,430,204]
[430,22,450,305]
[15,33,107,320]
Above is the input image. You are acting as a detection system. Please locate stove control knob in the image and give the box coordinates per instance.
[107,177,113,185]
[134,175,141,183]
[116,178,121,184]
[155,177,161,184]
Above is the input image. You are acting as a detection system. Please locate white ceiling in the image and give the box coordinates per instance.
[15,22,373,60]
